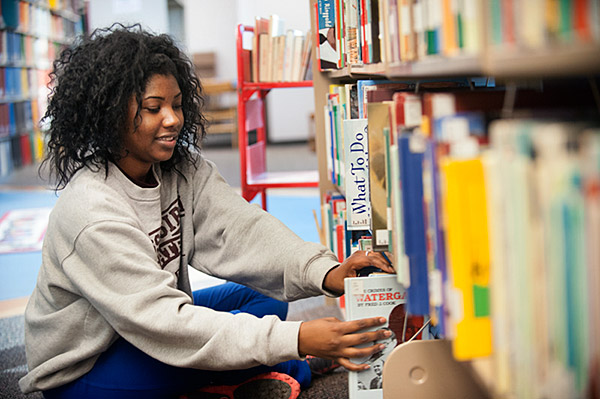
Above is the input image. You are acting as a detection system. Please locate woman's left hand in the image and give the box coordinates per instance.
[323,250,395,294]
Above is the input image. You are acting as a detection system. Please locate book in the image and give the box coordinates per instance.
[399,0,416,61]
[317,0,341,70]
[367,101,392,252]
[1,0,19,30]
[440,157,492,360]
[422,139,446,334]
[253,17,269,82]
[378,0,390,64]
[412,0,428,59]
[424,0,442,55]
[328,88,344,186]
[344,0,362,65]
[258,33,270,82]
[441,0,458,55]
[398,132,430,315]
[345,274,408,399]
[462,0,483,54]
[282,30,295,82]
[287,31,304,82]
[297,32,313,81]
[345,83,359,119]
[267,15,285,81]
[344,118,372,230]
[386,0,400,63]
[486,119,540,397]
[324,103,335,182]
[360,0,369,62]
[272,34,286,82]
[581,129,600,399]
[368,0,381,63]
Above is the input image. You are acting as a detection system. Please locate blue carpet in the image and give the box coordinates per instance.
[0,191,321,301]
[0,191,59,301]
[252,194,321,243]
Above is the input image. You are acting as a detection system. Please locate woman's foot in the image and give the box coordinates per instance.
[183,371,301,399]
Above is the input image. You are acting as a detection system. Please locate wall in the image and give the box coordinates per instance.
[184,0,315,143]
[87,0,314,143]
[88,0,169,34]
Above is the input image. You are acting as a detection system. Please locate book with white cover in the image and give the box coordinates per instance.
[344,118,371,230]
[345,274,407,399]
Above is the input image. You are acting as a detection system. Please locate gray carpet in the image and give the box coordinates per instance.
[0,297,348,399]
[0,315,42,399]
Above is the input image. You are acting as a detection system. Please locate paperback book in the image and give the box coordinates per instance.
[343,118,371,230]
[345,274,424,399]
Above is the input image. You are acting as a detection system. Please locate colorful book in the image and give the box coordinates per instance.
[317,0,341,70]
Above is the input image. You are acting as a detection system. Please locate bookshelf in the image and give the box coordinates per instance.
[236,23,319,210]
[309,0,600,398]
[0,0,85,179]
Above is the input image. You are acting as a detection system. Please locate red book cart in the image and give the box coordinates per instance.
[236,24,319,211]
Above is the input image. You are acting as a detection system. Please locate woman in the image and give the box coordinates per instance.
[19,24,393,399]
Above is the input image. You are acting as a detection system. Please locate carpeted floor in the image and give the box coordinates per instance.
[1,315,42,399]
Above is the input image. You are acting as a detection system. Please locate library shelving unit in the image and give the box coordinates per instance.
[236,23,319,210]
[309,0,600,398]
[0,0,85,179]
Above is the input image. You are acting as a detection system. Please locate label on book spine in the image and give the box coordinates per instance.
[344,118,372,230]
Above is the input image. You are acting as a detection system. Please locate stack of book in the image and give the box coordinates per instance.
[314,0,600,71]
[1,0,84,178]
[318,83,600,398]
[249,15,313,83]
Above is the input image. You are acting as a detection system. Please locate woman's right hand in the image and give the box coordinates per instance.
[298,316,391,371]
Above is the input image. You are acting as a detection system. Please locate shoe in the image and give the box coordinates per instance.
[183,371,301,399]
[305,355,341,376]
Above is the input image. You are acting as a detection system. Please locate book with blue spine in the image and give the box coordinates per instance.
[399,132,430,315]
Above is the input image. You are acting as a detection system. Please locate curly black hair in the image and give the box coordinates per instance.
[42,23,207,190]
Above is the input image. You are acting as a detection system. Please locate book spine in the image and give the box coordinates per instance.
[344,118,372,230]
[399,133,430,315]
[317,0,341,70]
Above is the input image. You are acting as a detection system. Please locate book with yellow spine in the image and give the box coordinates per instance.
[440,157,492,360]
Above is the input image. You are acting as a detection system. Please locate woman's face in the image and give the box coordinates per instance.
[118,73,184,180]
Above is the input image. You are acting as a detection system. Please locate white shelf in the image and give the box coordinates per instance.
[247,170,319,188]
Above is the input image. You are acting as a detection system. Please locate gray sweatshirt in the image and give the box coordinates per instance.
[19,155,339,393]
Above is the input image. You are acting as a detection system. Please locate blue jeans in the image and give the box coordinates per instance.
[43,282,311,399]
